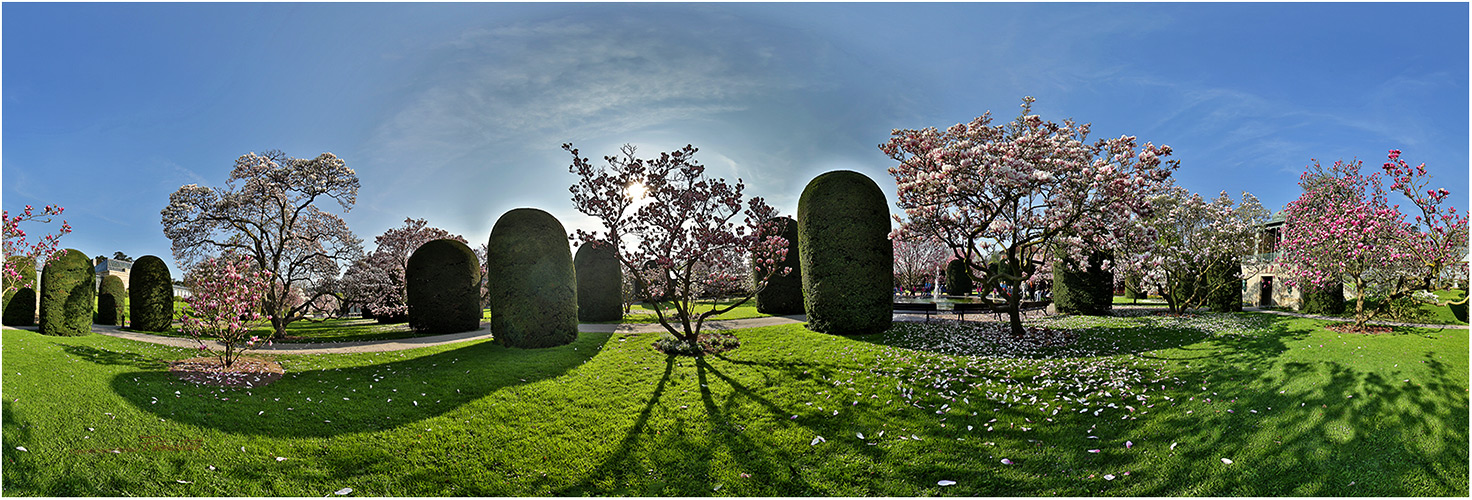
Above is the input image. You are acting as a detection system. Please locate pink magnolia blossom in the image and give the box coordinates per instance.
[179,254,273,368]
[2,204,70,296]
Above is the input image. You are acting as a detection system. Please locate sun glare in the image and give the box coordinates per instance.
[626,182,648,200]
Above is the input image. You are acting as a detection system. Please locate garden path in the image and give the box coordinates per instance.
[1242,306,1469,329]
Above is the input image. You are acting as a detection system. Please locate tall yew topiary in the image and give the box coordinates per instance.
[752,216,803,315]
[1204,257,1242,313]
[945,258,973,296]
[487,208,578,348]
[96,275,127,325]
[3,256,37,326]
[574,242,623,322]
[1052,249,1113,316]
[38,248,94,336]
[1300,280,1346,315]
[406,238,482,334]
[798,170,893,335]
[128,255,174,332]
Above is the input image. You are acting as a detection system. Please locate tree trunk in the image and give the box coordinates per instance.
[1006,281,1024,337]
[270,315,288,340]
[1352,277,1368,330]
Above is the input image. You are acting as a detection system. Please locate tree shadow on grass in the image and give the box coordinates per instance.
[552,355,677,496]
[108,333,611,439]
[60,344,171,370]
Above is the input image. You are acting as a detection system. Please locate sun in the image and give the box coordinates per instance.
[626,182,648,200]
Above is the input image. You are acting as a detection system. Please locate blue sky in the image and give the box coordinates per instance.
[4,3,1467,277]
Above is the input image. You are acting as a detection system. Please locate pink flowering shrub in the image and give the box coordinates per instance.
[179,254,273,368]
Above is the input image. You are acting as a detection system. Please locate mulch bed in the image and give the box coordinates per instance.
[168,356,285,387]
[1325,322,1393,335]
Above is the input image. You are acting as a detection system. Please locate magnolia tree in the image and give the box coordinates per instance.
[1280,151,1468,330]
[179,254,272,368]
[567,143,788,351]
[342,218,466,322]
[883,96,1177,335]
[1116,187,1269,312]
[892,229,953,295]
[162,150,364,339]
[3,205,71,296]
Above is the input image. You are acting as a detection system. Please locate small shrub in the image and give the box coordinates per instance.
[574,242,623,322]
[96,275,127,325]
[1300,281,1346,315]
[797,170,893,335]
[1204,257,1242,313]
[945,258,973,296]
[128,255,174,332]
[486,208,578,348]
[652,332,740,356]
[38,248,94,336]
[752,216,803,315]
[406,238,482,334]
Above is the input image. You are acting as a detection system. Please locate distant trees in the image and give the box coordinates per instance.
[892,231,951,295]
[161,150,364,339]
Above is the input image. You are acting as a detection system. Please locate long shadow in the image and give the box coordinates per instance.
[1,400,36,493]
[553,355,676,496]
[107,333,611,439]
[60,344,171,370]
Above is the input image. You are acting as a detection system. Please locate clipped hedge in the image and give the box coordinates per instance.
[574,242,623,322]
[1051,249,1113,316]
[96,275,127,325]
[3,256,37,326]
[486,208,578,348]
[128,255,174,332]
[1204,257,1242,313]
[751,216,803,315]
[945,258,973,296]
[1299,280,1346,315]
[406,238,482,334]
[38,248,94,336]
[797,170,892,335]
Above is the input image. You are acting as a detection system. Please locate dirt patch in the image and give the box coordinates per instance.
[168,356,284,387]
[1325,322,1393,335]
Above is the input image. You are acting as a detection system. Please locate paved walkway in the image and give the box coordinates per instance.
[3,315,810,355]
[1242,306,1469,330]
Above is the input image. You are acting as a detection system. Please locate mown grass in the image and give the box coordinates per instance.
[2,310,1465,496]
[599,299,770,324]
[126,318,434,344]
[1316,289,1468,326]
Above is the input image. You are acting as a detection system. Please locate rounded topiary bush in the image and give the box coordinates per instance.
[1051,249,1113,316]
[38,248,94,336]
[96,275,127,325]
[574,242,623,322]
[486,208,578,348]
[1299,280,1345,315]
[406,238,482,334]
[797,170,893,335]
[751,216,803,315]
[945,258,973,296]
[128,255,174,332]
[3,256,37,326]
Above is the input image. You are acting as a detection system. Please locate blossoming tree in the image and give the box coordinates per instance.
[1280,151,1468,330]
[882,97,1177,335]
[162,151,364,339]
[342,218,467,322]
[566,143,789,352]
[3,205,71,296]
[1115,187,1269,312]
[179,254,272,368]
[891,229,953,295]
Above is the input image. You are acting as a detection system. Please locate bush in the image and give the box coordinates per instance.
[652,332,740,356]
[486,208,578,348]
[406,238,483,334]
[38,248,94,336]
[751,216,804,315]
[945,258,973,296]
[96,275,127,325]
[1051,249,1113,316]
[574,242,623,322]
[797,170,893,335]
[3,256,37,326]
[128,255,174,332]
[1299,280,1346,315]
[1204,257,1242,313]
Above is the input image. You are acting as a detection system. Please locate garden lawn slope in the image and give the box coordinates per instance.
[2,311,1465,496]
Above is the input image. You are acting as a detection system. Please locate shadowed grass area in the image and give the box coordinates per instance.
[3,310,1465,496]
[1313,289,1468,326]
[593,299,771,324]
[125,318,440,344]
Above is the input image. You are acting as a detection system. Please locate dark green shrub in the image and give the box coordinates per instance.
[38,248,94,336]
[406,238,482,334]
[751,216,803,315]
[1450,289,1468,323]
[574,242,623,322]
[96,275,127,325]
[797,170,893,335]
[1051,249,1113,316]
[1204,257,1242,313]
[486,208,578,348]
[3,256,37,326]
[945,258,973,296]
[128,255,174,332]
[1299,280,1346,315]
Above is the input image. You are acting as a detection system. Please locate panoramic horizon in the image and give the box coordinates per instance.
[4,2,1468,276]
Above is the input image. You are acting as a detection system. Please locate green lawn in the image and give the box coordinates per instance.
[3,311,1465,495]
[599,299,771,324]
[126,318,432,344]
[1112,295,1168,306]
[1315,289,1468,326]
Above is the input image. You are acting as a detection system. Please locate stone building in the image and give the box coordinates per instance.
[94,257,133,289]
